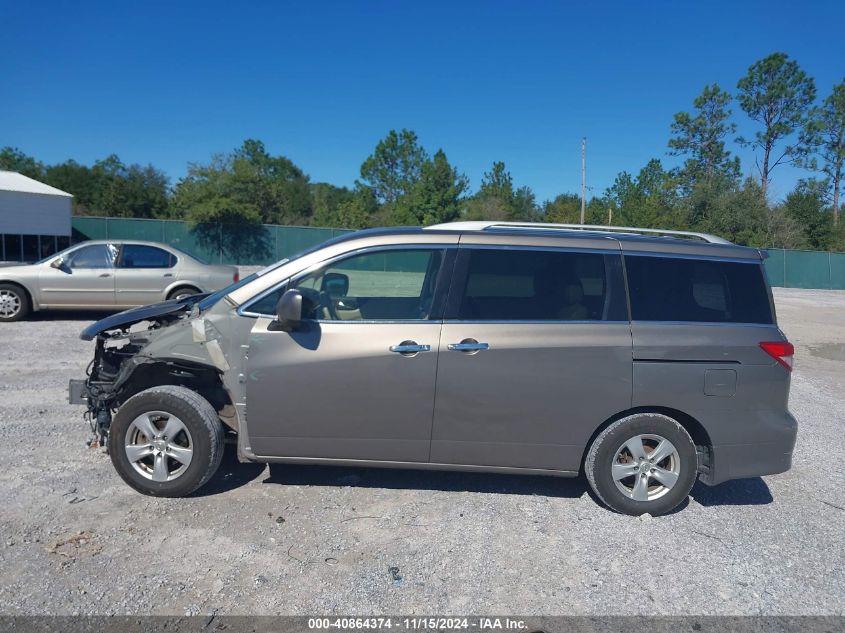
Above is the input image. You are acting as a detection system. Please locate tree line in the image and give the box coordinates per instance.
[2,52,843,252]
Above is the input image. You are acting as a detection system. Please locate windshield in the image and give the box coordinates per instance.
[198,272,260,311]
[36,243,83,265]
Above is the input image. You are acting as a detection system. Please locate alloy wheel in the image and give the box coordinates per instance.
[611,434,680,502]
[124,411,194,482]
[0,290,21,318]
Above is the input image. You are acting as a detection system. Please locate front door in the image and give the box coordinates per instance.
[430,245,633,472]
[245,246,453,462]
[38,243,117,308]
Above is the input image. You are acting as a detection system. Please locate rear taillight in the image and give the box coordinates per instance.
[760,341,794,371]
[233,272,239,283]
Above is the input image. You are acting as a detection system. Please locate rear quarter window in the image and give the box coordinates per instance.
[625,255,773,324]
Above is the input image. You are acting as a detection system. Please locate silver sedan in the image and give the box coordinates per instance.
[0,240,239,321]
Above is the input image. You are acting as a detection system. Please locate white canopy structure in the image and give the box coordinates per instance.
[0,170,73,261]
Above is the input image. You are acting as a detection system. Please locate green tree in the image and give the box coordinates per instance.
[542,193,581,223]
[511,186,538,221]
[311,183,355,226]
[668,84,740,191]
[171,140,318,261]
[43,160,97,214]
[782,181,833,249]
[360,129,428,209]
[117,164,170,218]
[467,161,538,221]
[41,155,170,218]
[806,79,845,225]
[312,183,376,229]
[0,147,44,179]
[336,186,379,229]
[172,153,262,226]
[699,178,768,246]
[231,139,313,225]
[479,161,514,198]
[395,149,468,225]
[87,156,169,218]
[605,159,682,228]
[736,52,816,197]
[172,139,313,224]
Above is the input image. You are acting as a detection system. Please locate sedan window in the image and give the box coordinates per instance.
[65,244,118,269]
[119,245,176,269]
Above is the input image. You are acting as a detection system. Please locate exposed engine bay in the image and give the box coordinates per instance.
[71,296,237,448]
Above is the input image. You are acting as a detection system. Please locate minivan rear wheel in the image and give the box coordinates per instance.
[585,413,698,516]
[108,385,224,497]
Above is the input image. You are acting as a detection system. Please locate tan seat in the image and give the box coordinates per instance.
[557,284,589,320]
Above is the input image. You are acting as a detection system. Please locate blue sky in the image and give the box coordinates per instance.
[2,1,843,203]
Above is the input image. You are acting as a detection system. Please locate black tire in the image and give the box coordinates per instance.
[108,385,225,497]
[0,283,31,322]
[167,286,201,301]
[585,413,698,516]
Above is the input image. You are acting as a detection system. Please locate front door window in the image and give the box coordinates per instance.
[65,244,118,269]
[246,248,445,320]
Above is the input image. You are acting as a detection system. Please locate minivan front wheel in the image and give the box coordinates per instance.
[585,413,698,516]
[109,385,224,497]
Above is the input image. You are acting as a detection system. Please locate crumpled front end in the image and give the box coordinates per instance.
[70,303,241,448]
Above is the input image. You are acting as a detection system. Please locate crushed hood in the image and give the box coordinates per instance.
[80,294,208,341]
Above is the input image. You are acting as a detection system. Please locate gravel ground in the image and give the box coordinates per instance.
[0,287,843,616]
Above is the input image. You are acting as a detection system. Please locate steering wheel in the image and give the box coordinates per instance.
[320,291,339,320]
[297,287,322,320]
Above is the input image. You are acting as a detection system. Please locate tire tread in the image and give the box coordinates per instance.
[110,385,224,497]
[585,412,697,516]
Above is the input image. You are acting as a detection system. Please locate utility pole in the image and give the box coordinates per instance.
[580,137,586,225]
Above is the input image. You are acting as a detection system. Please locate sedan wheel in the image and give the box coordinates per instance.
[168,287,201,302]
[0,290,21,319]
[0,284,30,322]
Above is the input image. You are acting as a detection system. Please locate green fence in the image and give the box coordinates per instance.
[763,249,845,290]
[72,217,353,266]
[71,217,845,289]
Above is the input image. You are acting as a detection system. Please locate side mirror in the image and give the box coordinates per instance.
[275,289,303,332]
[50,257,64,269]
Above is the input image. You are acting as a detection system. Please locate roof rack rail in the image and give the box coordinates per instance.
[424,221,732,245]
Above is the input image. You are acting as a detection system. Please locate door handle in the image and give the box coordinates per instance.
[447,338,489,353]
[99,273,112,278]
[389,341,431,356]
[163,273,173,277]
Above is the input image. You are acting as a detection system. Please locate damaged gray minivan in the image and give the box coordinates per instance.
[70,222,797,515]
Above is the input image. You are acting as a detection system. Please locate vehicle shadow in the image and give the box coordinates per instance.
[194,448,774,509]
[690,477,773,506]
[190,444,267,497]
[263,463,589,498]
